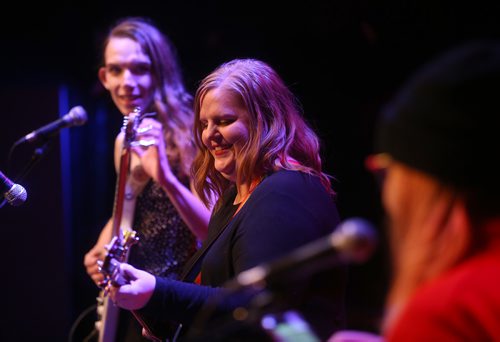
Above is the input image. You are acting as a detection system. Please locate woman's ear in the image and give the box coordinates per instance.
[98,67,110,90]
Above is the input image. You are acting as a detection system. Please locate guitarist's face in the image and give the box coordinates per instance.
[98,37,155,116]
[199,88,250,182]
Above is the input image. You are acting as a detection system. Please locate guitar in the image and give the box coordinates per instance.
[98,230,139,290]
[98,230,165,342]
[97,233,179,342]
[95,107,181,342]
[94,107,143,342]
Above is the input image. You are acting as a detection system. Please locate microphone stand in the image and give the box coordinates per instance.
[14,139,53,183]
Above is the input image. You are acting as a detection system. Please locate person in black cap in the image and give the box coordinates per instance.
[331,40,500,341]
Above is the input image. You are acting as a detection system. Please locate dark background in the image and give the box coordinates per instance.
[1,1,500,341]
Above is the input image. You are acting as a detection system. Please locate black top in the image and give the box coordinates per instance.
[139,170,346,340]
[202,169,340,284]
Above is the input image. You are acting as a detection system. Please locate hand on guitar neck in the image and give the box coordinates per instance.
[97,230,139,293]
[97,229,149,304]
[107,262,156,311]
[98,233,166,342]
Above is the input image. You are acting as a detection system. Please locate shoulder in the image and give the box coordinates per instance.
[256,170,333,204]
[417,249,500,305]
[247,170,339,225]
[260,170,325,191]
[114,131,125,152]
[391,252,500,340]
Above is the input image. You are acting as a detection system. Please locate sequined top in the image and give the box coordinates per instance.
[127,179,198,280]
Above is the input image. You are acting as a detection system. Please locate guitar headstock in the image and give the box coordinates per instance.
[121,107,158,148]
[98,230,139,290]
[121,107,142,148]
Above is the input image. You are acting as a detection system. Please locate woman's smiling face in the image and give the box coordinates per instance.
[98,37,155,116]
[199,88,250,182]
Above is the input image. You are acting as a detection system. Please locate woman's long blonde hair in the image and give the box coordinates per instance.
[191,59,334,209]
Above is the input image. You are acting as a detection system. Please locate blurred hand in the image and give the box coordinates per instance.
[328,330,384,342]
[83,245,105,286]
[132,118,172,185]
[109,263,156,310]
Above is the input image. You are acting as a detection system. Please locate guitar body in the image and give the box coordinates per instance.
[96,289,120,342]
[96,193,136,342]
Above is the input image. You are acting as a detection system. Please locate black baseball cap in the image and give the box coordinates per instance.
[374,40,500,193]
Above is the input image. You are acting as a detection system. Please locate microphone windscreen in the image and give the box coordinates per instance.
[66,106,88,126]
[5,183,27,206]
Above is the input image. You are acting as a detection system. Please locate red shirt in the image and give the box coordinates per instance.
[387,226,500,341]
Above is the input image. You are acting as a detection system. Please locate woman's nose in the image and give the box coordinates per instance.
[122,69,137,87]
[205,123,220,139]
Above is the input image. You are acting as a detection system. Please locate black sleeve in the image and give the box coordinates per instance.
[136,276,257,340]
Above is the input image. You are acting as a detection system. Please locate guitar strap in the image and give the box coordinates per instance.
[180,190,239,283]
[180,218,232,283]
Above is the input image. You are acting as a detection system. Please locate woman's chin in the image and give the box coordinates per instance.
[215,165,236,181]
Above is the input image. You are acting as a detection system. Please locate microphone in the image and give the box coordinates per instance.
[232,217,378,289]
[16,106,88,144]
[0,171,27,206]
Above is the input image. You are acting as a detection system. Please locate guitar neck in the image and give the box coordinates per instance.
[97,110,141,342]
[111,147,132,237]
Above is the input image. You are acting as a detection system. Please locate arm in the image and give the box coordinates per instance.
[110,263,224,324]
[328,331,384,342]
[132,118,211,240]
